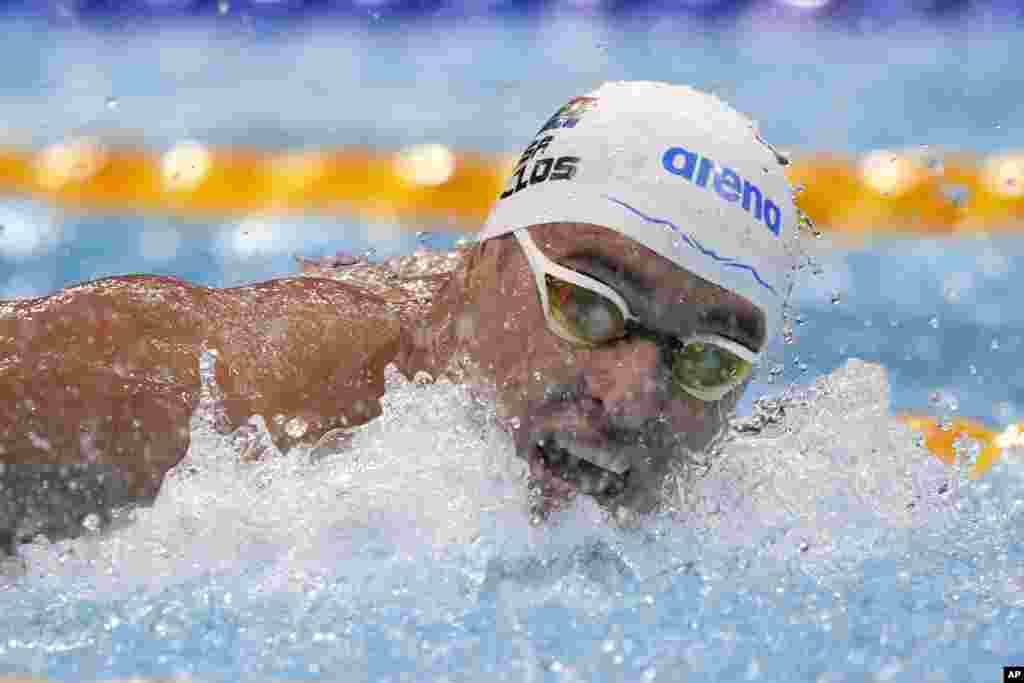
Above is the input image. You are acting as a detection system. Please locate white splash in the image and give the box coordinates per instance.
[9,356,990,596]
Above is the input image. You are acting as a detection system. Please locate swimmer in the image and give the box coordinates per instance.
[0,81,795,551]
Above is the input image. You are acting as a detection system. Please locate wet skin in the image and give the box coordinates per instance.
[0,222,764,549]
[400,222,766,520]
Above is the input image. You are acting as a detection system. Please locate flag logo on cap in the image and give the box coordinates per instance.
[536,96,599,135]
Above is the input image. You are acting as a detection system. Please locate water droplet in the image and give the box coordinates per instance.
[953,434,982,468]
[969,364,977,376]
[105,96,118,111]
[929,316,939,329]
[284,416,309,439]
[991,338,1000,350]
[830,292,842,305]
[217,0,230,14]
[929,390,959,413]
[782,320,794,345]
[926,155,944,174]
[797,209,821,239]
[941,183,971,209]
[364,247,377,259]
[82,513,101,532]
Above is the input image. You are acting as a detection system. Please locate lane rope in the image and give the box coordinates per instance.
[1,142,1023,233]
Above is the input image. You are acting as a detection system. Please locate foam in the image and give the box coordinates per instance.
[1,357,1021,680]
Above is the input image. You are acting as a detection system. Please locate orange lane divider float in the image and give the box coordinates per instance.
[1,140,1024,234]
[899,414,1023,479]
[1,140,1023,478]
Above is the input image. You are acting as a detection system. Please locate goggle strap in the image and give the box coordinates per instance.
[514,229,634,322]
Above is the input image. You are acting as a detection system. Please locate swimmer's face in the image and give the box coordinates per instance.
[435,222,766,521]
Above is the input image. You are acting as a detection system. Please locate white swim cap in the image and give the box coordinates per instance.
[478,80,797,342]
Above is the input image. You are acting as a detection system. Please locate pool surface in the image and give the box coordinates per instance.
[1,16,1023,682]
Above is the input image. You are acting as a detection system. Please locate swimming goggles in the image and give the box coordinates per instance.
[514,228,760,402]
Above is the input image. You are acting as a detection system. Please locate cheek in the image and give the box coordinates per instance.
[457,287,580,416]
[663,396,708,432]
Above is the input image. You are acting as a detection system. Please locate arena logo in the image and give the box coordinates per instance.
[662,146,782,236]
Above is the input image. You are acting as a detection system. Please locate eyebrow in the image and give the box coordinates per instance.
[561,249,766,353]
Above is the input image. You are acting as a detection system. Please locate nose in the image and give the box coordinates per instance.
[579,337,669,428]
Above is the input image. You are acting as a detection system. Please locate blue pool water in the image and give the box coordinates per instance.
[1,17,1023,683]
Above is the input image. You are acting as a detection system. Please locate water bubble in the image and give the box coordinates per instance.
[217,0,229,13]
[929,316,939,329]
[105,96,119,111]
[969,364,977,376]
[991,338,1000,351]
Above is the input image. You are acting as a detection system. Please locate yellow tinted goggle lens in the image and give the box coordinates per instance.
[671,341,753,401]
[545,275,626,346]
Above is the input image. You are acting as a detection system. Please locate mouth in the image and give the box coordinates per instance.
[524,434,631,523]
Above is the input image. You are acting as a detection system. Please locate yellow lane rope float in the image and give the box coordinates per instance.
[2,141,1024,233]
[899,415,1022,479]
[1,140,1022,478]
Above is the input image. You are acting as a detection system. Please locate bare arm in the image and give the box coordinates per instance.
[0,273,401,549]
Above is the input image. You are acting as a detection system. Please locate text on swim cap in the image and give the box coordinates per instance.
[662,146,782,236]
[500,135,580,200]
